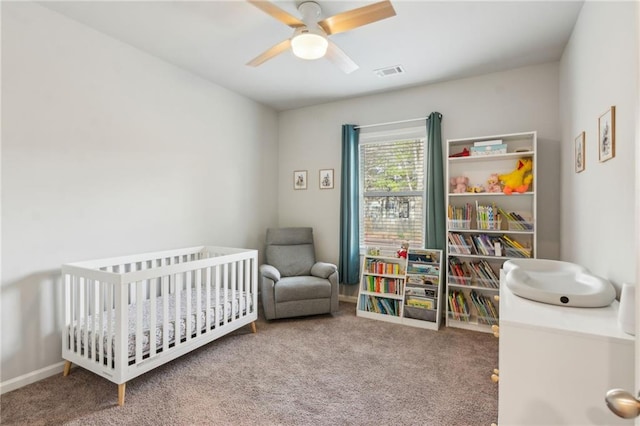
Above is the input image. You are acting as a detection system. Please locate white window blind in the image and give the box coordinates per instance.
[359,129,425,250]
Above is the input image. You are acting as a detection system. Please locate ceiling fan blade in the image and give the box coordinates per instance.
[325,41,358,74]
[247,39,292,67]
[247,0,304,28]
[318,0,396,35]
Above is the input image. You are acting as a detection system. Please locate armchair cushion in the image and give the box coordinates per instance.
[274,276,332,302]
[311,262,338,279]
[265,228,316,277]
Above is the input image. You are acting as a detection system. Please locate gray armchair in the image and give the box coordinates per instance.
[259,227,339,320]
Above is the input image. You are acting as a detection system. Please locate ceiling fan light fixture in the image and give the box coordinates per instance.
[291,31,328,60]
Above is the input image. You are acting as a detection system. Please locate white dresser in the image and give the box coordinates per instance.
[498,271,634,425]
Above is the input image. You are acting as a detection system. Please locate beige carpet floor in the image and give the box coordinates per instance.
[1,302,498,425]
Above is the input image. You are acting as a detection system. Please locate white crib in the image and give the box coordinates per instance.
[61,246,258,406]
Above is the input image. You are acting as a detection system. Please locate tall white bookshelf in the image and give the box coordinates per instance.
[445,131,537,333]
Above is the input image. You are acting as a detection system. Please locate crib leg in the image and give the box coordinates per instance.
[250,321,257,333]
[118,383,126,406]
[63,361,72,377]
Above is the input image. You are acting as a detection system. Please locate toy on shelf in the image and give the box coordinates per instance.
[486,173,502,193]
[397,242,409,259]
[499,158,533,195]
[468,184,485,193]
[449,148,470,158]
[450,176,469,193]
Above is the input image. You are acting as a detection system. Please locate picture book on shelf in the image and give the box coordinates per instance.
[406,296,434,310]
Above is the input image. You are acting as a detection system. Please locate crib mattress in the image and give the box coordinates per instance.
[70,291,252,362]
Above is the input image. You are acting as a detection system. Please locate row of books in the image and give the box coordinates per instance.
[498,208,534,231]
[448,290,470,320]
[360,295,400,316]
[406,296,435,310]
[448,203,473,221]
[448,290,499,324]
[406,275,439,286]
[407,263,439,275]
[405,285,437,299]
[363,276,403,295]
[448,232,531,258]
[448,258,499,288]
[469,290,499,325]
[365,259,404,275]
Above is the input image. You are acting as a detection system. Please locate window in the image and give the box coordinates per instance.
[359,127,426,250]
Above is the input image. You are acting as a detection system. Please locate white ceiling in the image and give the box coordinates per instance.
[40,1,583,111]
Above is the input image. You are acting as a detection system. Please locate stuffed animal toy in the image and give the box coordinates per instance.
[486,173,502,193]
[450,176,469,193]
[467,185,485,193]
[397,241,409,259]
[499,158,533,195]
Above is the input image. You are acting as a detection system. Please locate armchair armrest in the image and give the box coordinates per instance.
[311,262,337,279]
[259,264,281,282]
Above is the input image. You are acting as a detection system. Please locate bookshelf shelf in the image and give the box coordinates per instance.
[356,248,444,331]
[445,131,537,334]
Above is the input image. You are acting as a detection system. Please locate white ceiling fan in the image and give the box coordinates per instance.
[246,0,396,74]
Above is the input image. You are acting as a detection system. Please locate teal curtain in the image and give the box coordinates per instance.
[425,113,445,249]
[339,124,360,284]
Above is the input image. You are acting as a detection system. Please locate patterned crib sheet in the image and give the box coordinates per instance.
[70,291,252,362]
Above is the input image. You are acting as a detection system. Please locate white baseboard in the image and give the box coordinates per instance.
[339,295,357,304]
[0,361,66,395]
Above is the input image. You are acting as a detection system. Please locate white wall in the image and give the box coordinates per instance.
[559,1,638,295]
[1,3,279,386]
[278,63,562,296]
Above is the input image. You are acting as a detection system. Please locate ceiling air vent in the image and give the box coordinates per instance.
[374,65,405,77]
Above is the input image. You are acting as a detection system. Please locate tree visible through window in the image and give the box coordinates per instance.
[360,137,425,249]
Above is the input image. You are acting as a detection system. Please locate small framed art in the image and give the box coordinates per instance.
[319,169,334,189]
[574,131,585,173]
[598,106,615,162]
[293,170,307,190]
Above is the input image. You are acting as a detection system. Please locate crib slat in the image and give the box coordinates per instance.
[214,265,220,326]
[162,268,169,354]
[223,263,229,326]
[107,279,113,369]
[98,281,105,366]
[149,276,157,358]
[73,276,80,354]
[195,268,202,337]
[205,267,211,331]
[186,271,192,341]
[244,259,251,315]
[135,281,143,363]
[231,261,237,320]
[175,272,181,346]
[82,277,89,361]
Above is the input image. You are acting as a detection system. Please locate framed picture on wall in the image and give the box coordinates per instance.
[294,170,307,190]
[598,106,615,162]
[574,131,585,173]
[319,169,334,189]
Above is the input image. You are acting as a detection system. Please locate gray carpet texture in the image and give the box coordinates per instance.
[1,302,498,425]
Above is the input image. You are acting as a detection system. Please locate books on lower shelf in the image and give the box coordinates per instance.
[469,290,499,325]
[448,290,470,321]
[448,289,498,325]
[360,294,401,316]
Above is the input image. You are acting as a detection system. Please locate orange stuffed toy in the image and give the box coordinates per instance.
[498,158,533,195]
